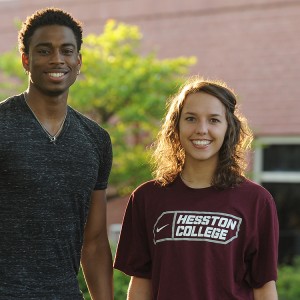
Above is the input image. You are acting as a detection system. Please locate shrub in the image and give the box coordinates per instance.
[78,254,300,299]
[277,256,300,300]
[78,267,129,300]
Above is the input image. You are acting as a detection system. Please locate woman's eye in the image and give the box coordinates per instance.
[210,118,220,123]
[185,116,195,122]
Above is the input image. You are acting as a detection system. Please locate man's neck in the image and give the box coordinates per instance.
[24,90,68,136]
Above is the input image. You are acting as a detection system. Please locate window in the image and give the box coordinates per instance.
[253,137,300,264]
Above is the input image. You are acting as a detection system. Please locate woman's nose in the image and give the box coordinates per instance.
[195,121,208,135]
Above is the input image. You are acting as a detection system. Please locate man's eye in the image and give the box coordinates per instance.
[62,49,74,55]
[38,49,50,55]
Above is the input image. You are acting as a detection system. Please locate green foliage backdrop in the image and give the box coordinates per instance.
[70,20,196,194]
[0,20,196,195]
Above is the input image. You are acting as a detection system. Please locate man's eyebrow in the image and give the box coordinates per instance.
[34,43,76,48]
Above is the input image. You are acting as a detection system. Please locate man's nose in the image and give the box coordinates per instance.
[50,50,64,63]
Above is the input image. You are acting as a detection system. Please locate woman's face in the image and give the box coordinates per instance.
[178,92,228,168]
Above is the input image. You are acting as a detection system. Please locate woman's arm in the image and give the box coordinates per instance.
[253,280,278,300]
[127,276,153,300]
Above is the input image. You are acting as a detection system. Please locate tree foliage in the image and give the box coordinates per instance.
[70,20,196,195]
[0,20,196,195]
[277,257,300,300]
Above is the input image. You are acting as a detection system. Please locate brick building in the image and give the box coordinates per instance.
[1,0,299,262]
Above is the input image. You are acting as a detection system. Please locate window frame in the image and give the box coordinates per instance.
[253,136,300,184]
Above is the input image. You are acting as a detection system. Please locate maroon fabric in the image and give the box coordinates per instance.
[114,177,279,300]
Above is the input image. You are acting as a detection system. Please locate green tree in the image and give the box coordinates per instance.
[0,49,27,99]
[0,20,196,194]
[70,20,196,194]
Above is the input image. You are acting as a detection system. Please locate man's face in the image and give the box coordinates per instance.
[22,25,81,96]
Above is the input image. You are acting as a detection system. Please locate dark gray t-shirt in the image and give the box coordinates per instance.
[0,94,112,299]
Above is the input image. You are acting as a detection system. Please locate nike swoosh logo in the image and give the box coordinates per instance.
[156,224,169,233]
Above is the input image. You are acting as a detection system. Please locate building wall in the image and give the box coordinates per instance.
[1,0,300,136]
[1,1,300,257]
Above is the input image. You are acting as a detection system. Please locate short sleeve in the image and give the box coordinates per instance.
[248,195,279,288]
[94,129,112,190]
[114,192,152,279]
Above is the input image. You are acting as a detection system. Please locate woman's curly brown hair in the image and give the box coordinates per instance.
[151,76,253,189]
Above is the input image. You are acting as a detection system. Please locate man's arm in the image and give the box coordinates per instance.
[127,276,152,300]
[81,189,113,300]
[253,280,278,300]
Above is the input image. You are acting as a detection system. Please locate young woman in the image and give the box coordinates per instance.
[114,77,279,300]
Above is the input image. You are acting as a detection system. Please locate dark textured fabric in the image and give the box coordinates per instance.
[114,177,279,300]
[0,94,112,299]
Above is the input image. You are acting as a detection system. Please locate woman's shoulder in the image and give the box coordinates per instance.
[133,179,165,194]
[236,178,274,200]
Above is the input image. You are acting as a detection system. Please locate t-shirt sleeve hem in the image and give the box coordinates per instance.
[94,182,108,190]
[114,265,152,279]
[251,276,278,289]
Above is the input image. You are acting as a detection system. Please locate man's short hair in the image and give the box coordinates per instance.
[18,7,83,54]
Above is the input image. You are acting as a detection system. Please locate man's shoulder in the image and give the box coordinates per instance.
[69,106,109,138]
[0,94,22,109]
[68,106,108,134]
[0,95,24,119]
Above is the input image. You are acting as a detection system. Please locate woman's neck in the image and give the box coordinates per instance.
[180,160,217,188]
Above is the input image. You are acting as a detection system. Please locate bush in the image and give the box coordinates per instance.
[78,254,300,299]
[78,243,130,300]
[78,267,129,300]
[277,256,300,300]
[78,268,90,300]
[113,269,130,299]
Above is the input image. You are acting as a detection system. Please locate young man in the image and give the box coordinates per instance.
[0,8,113,299]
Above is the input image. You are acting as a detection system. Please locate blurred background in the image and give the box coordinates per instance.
[1,0,300,298]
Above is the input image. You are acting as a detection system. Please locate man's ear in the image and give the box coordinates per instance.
[78,53,82,68]
[21,53,29,73]
[77,53,82,74]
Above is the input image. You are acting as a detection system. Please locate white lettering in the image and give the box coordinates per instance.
[186,215,195,224]
[202,216,211,225]
[211,216,220,225]
[198,226,204,237]
[176,226,184,236]
[154,211,241,245]
[211,227,221,238]
[204,227,213,237]
[218,217,229,228]
[227,219,237,230]
[177,215,188,224]
[183,226,192,236]
[219,229,228,240]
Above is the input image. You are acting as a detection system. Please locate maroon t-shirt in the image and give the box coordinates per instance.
[114,177,279,300]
